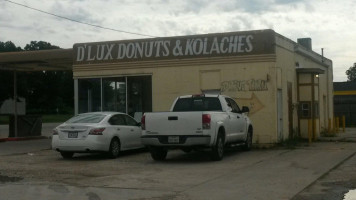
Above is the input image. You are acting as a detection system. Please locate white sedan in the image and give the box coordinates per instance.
[52,112,144,159]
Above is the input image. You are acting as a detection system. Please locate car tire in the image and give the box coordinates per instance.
[60,152,74,159]
[242,129,253,151]
[210,133,224,161]
[107,138,120,159]
[149,147,167,161]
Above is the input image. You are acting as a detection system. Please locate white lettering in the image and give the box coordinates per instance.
[238,35,246,53]
[104,44,114,60]
[87,45,95,61]
[117,44,126,59]
[154,41,164,57]
[126,43,135,58]
[96,45,105,60]
[76,46,85,61]
[203,38,209,55]
[144,41,154,57]
[245,35,253,52]
[228,36,238,53]
[193,39,203,55]
[220,37,229,53]
[185,39,194,55]
[210,37,220,54]
[163,41,170,56]
[135,42,144,58]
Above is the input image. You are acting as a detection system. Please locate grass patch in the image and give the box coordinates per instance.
[0,116,9,124]
[0,114,73,125]
[41,114,73,123]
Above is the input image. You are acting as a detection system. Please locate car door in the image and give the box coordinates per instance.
[108,114,135,150]
[225,98,246,142]
[123,115,143,149]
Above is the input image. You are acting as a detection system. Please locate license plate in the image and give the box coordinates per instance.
[68,132,78,138]
[168,136,179,144]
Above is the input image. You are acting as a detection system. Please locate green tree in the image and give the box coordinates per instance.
[0,41,23,103]
[24,41,60,51]
[0,41,73,114]
[346,63,356,81]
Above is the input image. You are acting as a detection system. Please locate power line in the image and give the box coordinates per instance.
[4,0,157,38]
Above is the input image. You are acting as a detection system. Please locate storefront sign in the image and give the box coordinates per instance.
[73,29,275,64]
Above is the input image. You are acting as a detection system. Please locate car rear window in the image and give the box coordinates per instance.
[173,97,222,112]
[66,113,106,123]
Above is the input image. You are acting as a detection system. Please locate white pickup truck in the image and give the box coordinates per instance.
[141,94,253,161]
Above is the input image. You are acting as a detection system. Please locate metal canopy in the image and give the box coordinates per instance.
[0,48,73,71]
[0,48,73,138]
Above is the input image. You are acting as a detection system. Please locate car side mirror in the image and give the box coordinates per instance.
[241,106,250,113]
[137,122,142,127]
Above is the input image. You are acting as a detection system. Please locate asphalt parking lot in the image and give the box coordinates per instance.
[1,137,356,200]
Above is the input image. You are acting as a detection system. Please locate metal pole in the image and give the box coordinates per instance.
[14,70,18,137]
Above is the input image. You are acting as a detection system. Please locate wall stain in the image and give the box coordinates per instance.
[221,79,268,92]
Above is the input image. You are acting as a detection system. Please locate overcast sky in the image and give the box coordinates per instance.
[1,0,355,81]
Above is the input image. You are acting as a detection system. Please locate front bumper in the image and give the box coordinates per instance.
[141,135,211,147]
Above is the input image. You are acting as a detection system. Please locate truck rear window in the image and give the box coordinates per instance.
[173,97,222,112]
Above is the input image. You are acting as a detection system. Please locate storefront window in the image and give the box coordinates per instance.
[78,78,101,113]
[103,77,126,113]
[127,76,152,121]
[77,76,152,119]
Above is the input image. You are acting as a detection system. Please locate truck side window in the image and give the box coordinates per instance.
[225,98,240,113]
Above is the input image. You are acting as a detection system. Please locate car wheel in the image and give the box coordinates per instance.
[60,152,74,159]
[242,129,253,151]
[149,147,167,161]
[211,133,224,161]
[108,138,120,159]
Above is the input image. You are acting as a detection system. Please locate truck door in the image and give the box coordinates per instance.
[225,98,247,142]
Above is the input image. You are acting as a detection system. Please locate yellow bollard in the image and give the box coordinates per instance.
[308,119,312,143]
[336,117,340,133]
[342,116,346,133]
[328,118,332,134]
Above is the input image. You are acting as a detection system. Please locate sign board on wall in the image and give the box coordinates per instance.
[73,29,275,65]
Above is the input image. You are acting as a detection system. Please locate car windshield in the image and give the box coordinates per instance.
[173,97,222,112]
[66,113,106,123]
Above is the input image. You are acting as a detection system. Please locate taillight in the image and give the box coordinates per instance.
[52,129,58,135]
[89,128,105,135]
[202,114,211,129]
[141,115,146,130]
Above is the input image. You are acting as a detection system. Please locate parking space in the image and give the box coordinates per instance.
[1,139,356,200]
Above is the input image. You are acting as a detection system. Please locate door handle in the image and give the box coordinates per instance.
[131,129,134,132]
[117,128,120,131]
[237,116,240,119]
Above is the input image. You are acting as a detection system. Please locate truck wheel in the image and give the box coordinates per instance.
[211,133,224,161]
[242,130,252,151]
[107,138,120,159]
[150,147,167,161]
[60,152,74,159]
[181,147,192,153]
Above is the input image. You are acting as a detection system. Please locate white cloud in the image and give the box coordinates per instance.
[0,0,355,81]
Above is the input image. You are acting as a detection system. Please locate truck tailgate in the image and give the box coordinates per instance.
[145,112,203,135]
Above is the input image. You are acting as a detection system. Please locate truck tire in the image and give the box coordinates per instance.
[150,147,167,161]
[210,133,224,161]
[242,129,252,151]
[60,152,74,159]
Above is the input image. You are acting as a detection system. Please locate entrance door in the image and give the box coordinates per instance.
[277,89,283,142]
